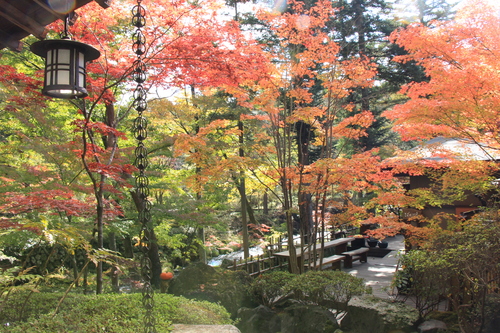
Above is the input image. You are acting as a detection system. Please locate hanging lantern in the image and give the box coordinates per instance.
[30,37,100,99]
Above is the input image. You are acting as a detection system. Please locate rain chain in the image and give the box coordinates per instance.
[131,1,156,332]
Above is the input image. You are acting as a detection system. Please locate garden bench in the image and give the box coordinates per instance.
[342,247,369,268]
[305,254,345,270]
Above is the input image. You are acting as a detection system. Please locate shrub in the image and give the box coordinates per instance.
[392,249,451,319]
[247,270,295,307]
[248,270,369,318]
[284,270,369,311]
[0,291,86,324]
[1,292,232,332]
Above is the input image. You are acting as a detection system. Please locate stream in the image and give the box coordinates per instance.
[207,246,265,267]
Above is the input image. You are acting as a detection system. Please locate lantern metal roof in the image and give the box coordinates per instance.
[0,0,111,51]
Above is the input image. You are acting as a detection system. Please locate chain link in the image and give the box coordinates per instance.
[131,0,156,332]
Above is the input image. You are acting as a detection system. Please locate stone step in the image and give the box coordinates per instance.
[172,324,241,333]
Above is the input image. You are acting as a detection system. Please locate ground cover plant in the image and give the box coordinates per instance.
[0,291,232,332]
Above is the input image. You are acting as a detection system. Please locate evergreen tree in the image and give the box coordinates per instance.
[395,0,458,26]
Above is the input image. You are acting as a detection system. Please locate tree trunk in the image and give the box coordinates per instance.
[192,85,207,264]
[296,121,313,244]
[241,174,250,259]
[83,264,88,294]
[285,210,300,274]
[72,254,79,287]
[263,191,269,215]
[109,232,119,293]
[123,235,134,258]
[147,229,162,288]
[96,198,104,294]
[197,227,206,264]
[245,196,258,227]
[238,120,250,258]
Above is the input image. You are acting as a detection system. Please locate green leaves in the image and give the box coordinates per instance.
[247,270,295,307]
[249,270,369,310]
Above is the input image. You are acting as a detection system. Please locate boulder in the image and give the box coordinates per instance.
[341,295,419,333]
[169,262,254,318]
[279,304,340,333]
[237,305,281,333]
[168,262,218,295]
[237,304,339,333]
[418,319,447,333]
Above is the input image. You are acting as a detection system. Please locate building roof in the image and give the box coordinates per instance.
[0,0,111,51]
[409,137,500,162]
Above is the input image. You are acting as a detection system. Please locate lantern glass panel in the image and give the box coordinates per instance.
[59,49,71,65]
[78,51,85,67]
[30,38,100,99]
[78,51,85,87]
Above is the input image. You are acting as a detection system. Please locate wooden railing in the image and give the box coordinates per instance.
[224,225,360,276]
[226,250,285,276]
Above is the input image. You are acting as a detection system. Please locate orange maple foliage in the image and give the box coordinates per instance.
[211,0,413,246]
[384,0,500,150]
[379,0,500,239]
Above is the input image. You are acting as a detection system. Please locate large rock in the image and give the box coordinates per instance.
[279,304,340,333]
[237,304,339,333]
[168,262,254,318]
[341,295,419,333]
[418,319,447,333]
[237,305,281,333]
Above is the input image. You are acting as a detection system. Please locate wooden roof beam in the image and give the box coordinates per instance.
[0,30,22,51]
[94,0,112,9]
[0,2,47,39]
[32,0,66,21]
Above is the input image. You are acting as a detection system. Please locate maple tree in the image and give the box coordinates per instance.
[380,0,500,230]
[2,0,474,285]
[0,0,273,290]
[385,0,500,148]
[215,0,409,273]
[148,88,273,261]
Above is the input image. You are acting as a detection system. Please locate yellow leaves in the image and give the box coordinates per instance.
[197,119,232,136]
[287,87,314,105]
[287,106,324,125]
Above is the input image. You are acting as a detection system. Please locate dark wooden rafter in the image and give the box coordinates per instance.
[0,0,111,52]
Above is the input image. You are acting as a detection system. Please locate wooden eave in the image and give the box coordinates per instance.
[0,0,111,51]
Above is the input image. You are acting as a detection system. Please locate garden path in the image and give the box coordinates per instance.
[343,235,405,299]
